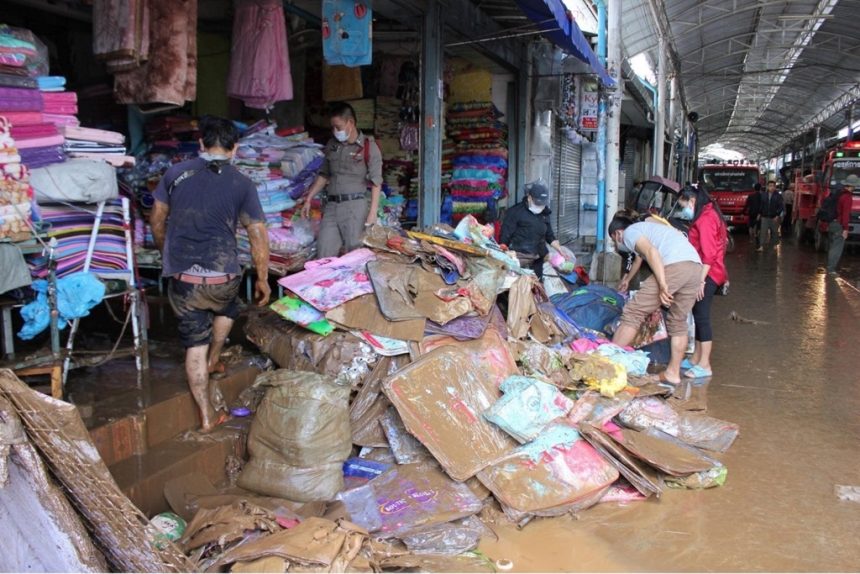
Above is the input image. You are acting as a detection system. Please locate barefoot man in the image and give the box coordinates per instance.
[151,116,270,431]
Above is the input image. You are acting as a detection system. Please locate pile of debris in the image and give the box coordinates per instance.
[0,217,740,573]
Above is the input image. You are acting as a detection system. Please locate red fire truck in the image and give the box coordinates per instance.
[793,140,860,249]
[699,162,762,227]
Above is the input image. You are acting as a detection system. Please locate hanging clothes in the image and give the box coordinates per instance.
[113,0,197,106]
[322,0,372,67]
[227,0,293,109]
[92,0,151,72]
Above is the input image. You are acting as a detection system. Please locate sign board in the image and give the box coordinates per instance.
[580,90,598,131]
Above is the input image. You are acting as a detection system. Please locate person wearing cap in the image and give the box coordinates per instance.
[746,182,764,247]
[302,102,383,259]
[500,183,563,278]
[827,176,856,275]
[758,179,785,250]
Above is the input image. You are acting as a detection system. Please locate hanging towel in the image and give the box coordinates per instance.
[322,0,372,67]
[93,0,151,72]
[227,0,293,109]
[322,64,363,102]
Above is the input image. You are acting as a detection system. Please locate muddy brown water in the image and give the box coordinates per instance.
[59,237,860,571]
[478,237,860,572]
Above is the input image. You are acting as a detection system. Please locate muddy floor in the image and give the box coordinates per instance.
[479,235,860,572]
[43,235,860,571]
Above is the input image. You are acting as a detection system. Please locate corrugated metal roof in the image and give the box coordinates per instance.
[623,0,860,157]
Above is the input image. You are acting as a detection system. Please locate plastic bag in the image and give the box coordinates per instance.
[477,422,619,514]
[338,463,483,537]
[19,272,106,340]
[401,516,487,555]
[619,397,739,453]
[399,124,419,151]
[379,407,432,464]
[483,376,574,444]
[596,344,650,376]
[238,370,351,501]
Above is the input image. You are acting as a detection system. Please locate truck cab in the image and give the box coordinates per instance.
[793,141,860,247]
[699,163,761,227]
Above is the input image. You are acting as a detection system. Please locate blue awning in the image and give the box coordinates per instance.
[516,0,615,87]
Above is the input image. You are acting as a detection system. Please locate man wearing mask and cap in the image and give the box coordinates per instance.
[500,182,563,278]
[302,102,383,258]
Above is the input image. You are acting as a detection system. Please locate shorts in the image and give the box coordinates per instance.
[168,277,241,348]
[620,261,702,337]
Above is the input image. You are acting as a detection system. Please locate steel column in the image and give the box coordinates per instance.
[605,0,622,251]
[667,75,678,180]
[594,0,608,251]
[654,36,666,178]
[419,0,443,228]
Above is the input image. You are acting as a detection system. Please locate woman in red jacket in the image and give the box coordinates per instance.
[676,186,728,378]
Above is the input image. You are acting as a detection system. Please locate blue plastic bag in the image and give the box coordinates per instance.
[19,272,106,340]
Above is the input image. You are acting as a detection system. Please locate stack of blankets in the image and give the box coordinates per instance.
[62,125,131,167]
[445,102,509,224]
[233,130,325,266]
[28,199,129,279]
[0,116,34,240]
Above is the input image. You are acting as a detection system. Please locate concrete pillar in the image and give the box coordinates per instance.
[605,0,622,245]
[653,36,666,177]
[419,0,443,228]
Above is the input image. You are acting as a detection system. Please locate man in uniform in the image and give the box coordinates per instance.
[302,102,383,258]
[151,116,271,432]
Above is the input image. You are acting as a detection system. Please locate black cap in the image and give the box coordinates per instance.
[526,182,550,207]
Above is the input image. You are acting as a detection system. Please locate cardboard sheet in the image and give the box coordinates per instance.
[618,428,717,476]
[578,423,663,498]
[326,294,426,342]
[382,347,518,481]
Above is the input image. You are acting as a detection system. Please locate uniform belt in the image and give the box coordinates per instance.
[327,193,367,203]
[175,273,235,285]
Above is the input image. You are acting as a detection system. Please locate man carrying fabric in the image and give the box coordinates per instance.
[151,116,271,432]
[302,102,383,258]
[499,182,563,279]
[608,214,704,385]
[827,179,855,275]
[758,180,785,250]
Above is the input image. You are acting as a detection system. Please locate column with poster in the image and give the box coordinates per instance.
[579,84,598,132]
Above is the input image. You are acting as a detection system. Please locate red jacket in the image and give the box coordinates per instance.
[687,203,728,286]
[836,190,852,229]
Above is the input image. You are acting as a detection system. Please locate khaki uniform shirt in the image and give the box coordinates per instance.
[319,132,383,197]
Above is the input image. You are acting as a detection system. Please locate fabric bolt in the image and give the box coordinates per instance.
[227,0,294,109]
[12,134,64,149]
[61,126,125,145]
[0,74,38,89]
[1,111,43,126]
[0,87,43,112]
[43,113,79,127]
[18,145,65,169]
[10,123,58,140]
[114,0,197,106]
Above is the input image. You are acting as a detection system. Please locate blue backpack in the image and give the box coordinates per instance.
[550,284,625,337]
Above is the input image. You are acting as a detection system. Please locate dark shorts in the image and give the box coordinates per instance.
[168,277,241,348]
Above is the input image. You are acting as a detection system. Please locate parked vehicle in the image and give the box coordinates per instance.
[699,162,762,227]
[629,176,681,219]
[793,140,860,249]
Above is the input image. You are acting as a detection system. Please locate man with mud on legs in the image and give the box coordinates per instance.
[151,116,271,432]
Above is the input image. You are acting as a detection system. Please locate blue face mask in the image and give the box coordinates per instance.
[678,204,695,220]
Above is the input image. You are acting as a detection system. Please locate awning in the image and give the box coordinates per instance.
[516,0,615,87]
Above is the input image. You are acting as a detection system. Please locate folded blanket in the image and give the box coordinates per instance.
[15,134,65,149]
[0,87,43,112]
[40,91,78,104]
[11,123,58,140]
[37,76,66,91]
[19,145,65,169]
[43,113,79,127]
[61,125,125,145]
[0,73,37,89]
[0,111,43,126]
[42,103,78,115]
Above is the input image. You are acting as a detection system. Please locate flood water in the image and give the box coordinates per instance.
[479,236,860,571]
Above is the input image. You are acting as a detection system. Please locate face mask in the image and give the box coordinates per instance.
[679,204,694,220]
[333,128,349,143]
[529,204,544,214]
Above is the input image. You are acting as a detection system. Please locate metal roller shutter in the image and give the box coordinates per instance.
[553,127,582,244]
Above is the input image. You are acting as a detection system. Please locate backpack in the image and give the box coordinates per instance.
[817,190,842,223]
[550,285,625,337]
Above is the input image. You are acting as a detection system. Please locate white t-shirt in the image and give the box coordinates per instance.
[622,222,702,266]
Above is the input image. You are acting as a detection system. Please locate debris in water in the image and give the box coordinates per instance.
[835,485,860,503]
[729,311,769,325]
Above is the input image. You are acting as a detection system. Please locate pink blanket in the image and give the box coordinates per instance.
[278,248,375,311]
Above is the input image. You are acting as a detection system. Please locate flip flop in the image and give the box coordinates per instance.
[681,358,696,370]
[684,365,713,379]
[659,372,681,386]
